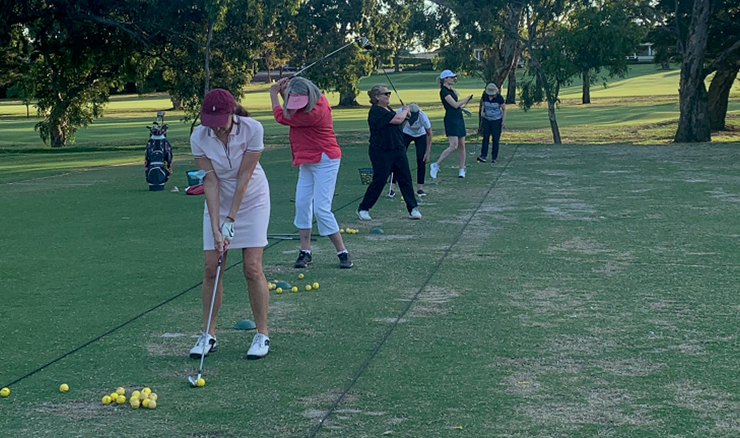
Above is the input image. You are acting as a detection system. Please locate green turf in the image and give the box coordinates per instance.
[2,139,740,437]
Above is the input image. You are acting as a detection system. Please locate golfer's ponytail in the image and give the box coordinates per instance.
[234,104,250,117]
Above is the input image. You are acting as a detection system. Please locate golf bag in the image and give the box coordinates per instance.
[144,111,173,191]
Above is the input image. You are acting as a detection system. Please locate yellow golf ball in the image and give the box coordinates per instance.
[110,392,119,400]
[130,398,140,409]
[101,395,111,405]
[305,285,312,291]
[148,400,157,409]
[313,282,320,290]
[298,273,304,279]
[1,387,10,397]
[139,391,149,400]
[196,378,205,387]
[59,383,69,393]
[340,228,345,233]
[131,390,140,399]
[276,287,283,294]
[141,387,151,395]
[115,387,125,396]
[149,393,158,402]
[291,286,298,293]
[116,395,126,404]
[142,398,150,408]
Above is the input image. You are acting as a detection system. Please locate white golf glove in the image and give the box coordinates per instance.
[220,218,235,245]
[461,108,472,117]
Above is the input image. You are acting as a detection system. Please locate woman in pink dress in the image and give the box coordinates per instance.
[189,89,271,361]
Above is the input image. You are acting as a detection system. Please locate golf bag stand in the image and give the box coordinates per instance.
[144,111,173,191]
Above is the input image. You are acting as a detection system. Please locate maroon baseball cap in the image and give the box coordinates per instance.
[201,89,236,127]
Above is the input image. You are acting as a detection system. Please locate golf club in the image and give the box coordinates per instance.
[292,37,374,78]
[188,249,224,387]
[379,65,404,106]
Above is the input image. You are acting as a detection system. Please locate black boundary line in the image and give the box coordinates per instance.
[307,145,520,438]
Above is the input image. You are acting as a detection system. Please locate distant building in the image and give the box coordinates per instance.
[627,43,654,63]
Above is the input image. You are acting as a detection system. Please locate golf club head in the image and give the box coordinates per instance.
[187,376,198,386]
[358,37,374,50]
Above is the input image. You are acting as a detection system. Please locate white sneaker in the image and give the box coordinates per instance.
[430,162,440,179]
[247,333,270,360]
[458,168,466,178]
[357,210,372,221]
[409,207,422,220]
[189,333,217,358]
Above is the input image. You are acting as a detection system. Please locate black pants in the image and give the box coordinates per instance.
[391,133,426,186]
[359,146,417,213]
[480,119,503,161]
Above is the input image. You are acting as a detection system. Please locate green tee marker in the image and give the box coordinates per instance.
[233,319,256,330]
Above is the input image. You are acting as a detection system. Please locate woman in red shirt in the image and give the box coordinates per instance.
[270,77,353,269]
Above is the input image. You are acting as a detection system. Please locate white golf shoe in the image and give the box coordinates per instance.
[247,333,270,360]
[190,333,218,358]
[430,162,440,179]
[357,210,372,221]
[409,207,422,220]
[458,168,466,178]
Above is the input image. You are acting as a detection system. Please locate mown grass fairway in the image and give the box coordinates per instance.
[1,64,740,437]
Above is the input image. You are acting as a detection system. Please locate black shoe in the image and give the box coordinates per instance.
[476,156,487,163]
[338,252,353,269]
[491,159,497,164]
[294,251,312,268]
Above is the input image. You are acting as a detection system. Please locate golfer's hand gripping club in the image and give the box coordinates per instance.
[220,217,235,245]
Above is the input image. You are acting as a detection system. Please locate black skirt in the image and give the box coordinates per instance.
[443,116,466,137]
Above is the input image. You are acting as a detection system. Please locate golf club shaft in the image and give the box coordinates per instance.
[292,38,363,77]
[197,250,223,375]
[380,66,404,106]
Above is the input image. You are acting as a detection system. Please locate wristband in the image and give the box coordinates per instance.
[226,216,235,222]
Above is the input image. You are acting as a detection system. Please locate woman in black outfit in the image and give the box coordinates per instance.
[429,70,473,179]
[357,84,422,221]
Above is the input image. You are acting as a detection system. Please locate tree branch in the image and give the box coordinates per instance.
[69,12,152,48]
[703,38,740,76]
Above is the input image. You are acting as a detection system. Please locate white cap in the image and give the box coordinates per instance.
[440,69,457,79]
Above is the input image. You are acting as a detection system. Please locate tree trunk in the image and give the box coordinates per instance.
[674,0,712,143]
[707,59,739,130]
[203,19,214,96]
[48,103,69,148]
[25,103,30,118]
[170,97,183,111]
[505,67,516,104]
[582,69,591,104]
[481,4,523,86]
[547,97,562,144]
[337,89,360,107]
[394,52,400,73]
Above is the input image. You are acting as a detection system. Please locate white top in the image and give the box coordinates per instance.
[190,116,270,250]
[396,109,431,138]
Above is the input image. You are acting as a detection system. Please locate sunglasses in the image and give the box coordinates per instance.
[379,92,392,96]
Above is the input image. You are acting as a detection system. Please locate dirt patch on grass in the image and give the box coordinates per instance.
[33,401,117,419]
[407,285,461,318]
[364,234,416,241]
[670,381,740,435]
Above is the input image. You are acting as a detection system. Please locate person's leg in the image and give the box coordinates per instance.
[436,137,458,165]
[391,135,414,190]
[457,136,466,169]
[413,135,426,189]
[491,119,502,162]
[201,249,228,335]
[243,247,269,336]
[392,150,418,213]
[293,164,315,251]
[359,148,394,212]
[480,120,492,160]
[313,154,342,242]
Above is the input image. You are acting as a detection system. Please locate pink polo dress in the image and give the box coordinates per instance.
[190,116,270,250]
